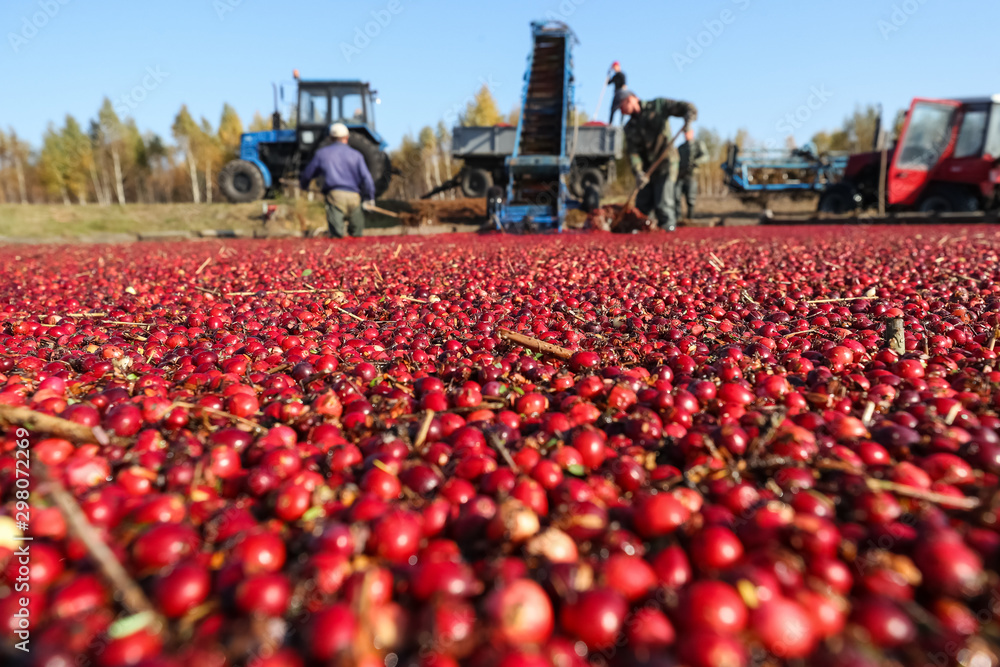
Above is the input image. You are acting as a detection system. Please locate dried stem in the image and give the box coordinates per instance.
[38,464,163,620]
[497,328,573,360]
[413,410,435,450]
[865,478,980,510]
[0,404,108,444]
[171,401,265,434]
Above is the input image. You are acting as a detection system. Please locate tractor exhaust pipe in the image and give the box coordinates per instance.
[272,83,281,131]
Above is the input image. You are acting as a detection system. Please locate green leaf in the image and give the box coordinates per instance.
[514,387,525,395]
[566,464,586,477]
[108,611,156,639]
[302,506,325,522]
[126,373,139,381]
[302,269,313,277]
[124,286,137,295]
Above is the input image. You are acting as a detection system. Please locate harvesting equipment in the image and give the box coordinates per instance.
[426,122,622,202]
[722,145,849,201]
[818,95,1000,214]
[424,21,616,232]
[218,76,394,203]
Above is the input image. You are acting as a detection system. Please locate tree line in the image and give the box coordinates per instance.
[0,99,271,206]
[0,84,901,205]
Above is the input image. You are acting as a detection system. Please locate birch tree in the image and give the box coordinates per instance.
[172,106,201,203]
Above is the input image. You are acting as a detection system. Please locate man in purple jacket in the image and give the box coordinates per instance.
[299,123,376,238]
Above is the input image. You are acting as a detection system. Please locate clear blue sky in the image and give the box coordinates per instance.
[2,0,997,151]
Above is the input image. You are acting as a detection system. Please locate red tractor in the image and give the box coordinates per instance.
[818,95,1000,214]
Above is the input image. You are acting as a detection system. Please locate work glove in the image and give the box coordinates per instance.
[633,169,649,189]
[362,200,375,211]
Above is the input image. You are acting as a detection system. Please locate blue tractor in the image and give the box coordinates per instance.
[218,77,394,203]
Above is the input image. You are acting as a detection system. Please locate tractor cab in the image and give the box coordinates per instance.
[295,80,383,151]
[819,95,1000,214]
[218,76,394,204]
[888,96,1000,209]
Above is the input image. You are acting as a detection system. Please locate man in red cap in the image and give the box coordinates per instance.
[607,62,627,124]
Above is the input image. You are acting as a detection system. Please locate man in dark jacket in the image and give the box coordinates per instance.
[617,90,697,231]
[299,123,375,238]
[607,61,626,124]
[676,137,709,222]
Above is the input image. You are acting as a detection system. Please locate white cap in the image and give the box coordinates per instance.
[329,123,349,138]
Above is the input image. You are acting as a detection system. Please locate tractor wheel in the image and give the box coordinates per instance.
[219,160,265,203]
[461,169,493,198]
[817,182,861,214]
[348,133,392,198]
[917,185,979,213]
[570,167,605,199]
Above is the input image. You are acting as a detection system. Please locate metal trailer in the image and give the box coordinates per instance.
[721,145,850,200]
[488,21,578,232]
[433,124,622,201]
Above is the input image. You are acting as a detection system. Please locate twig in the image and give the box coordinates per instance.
[190,285,219,297]
[497,328,573,360]
[65,312,108,317]
[989,325,1000,352]
[489,431,521,475]
[195,257,212,275]
[746,408,787,463]
[393,244,402,258]
[371,263,383,285]
[806,296,869,304]
[336,306,365,322]
[399,296,427,304]
[0,404,109,445]
[38,464,164,621]
[865,478,980,510]
[861,401,876,426]
[171,401,265,434]
[885,317,905,354]
[782,328,822,338]
[225,288,345,297]
[102,321,156,328]
[413,410,435,450]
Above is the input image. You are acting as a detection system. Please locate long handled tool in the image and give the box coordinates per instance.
[611,127,685,231]
[593,77,610,122]
[363,203,400,218]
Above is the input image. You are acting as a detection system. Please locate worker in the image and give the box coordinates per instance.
[675,137,709,223]
[616,89,697,232]
[299,123,375,239]
[607,61,627,124]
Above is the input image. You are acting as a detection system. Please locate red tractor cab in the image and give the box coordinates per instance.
[818,95,1000,214]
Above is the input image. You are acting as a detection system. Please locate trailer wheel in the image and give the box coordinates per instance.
[817,182,861,214]
[570,167,605,199]
[918,185,979,213]
[219,160,265,203]
[461,168,493,198]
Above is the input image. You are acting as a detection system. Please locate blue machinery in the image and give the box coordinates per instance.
[722,145,850,196]
[494,22,577,232]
